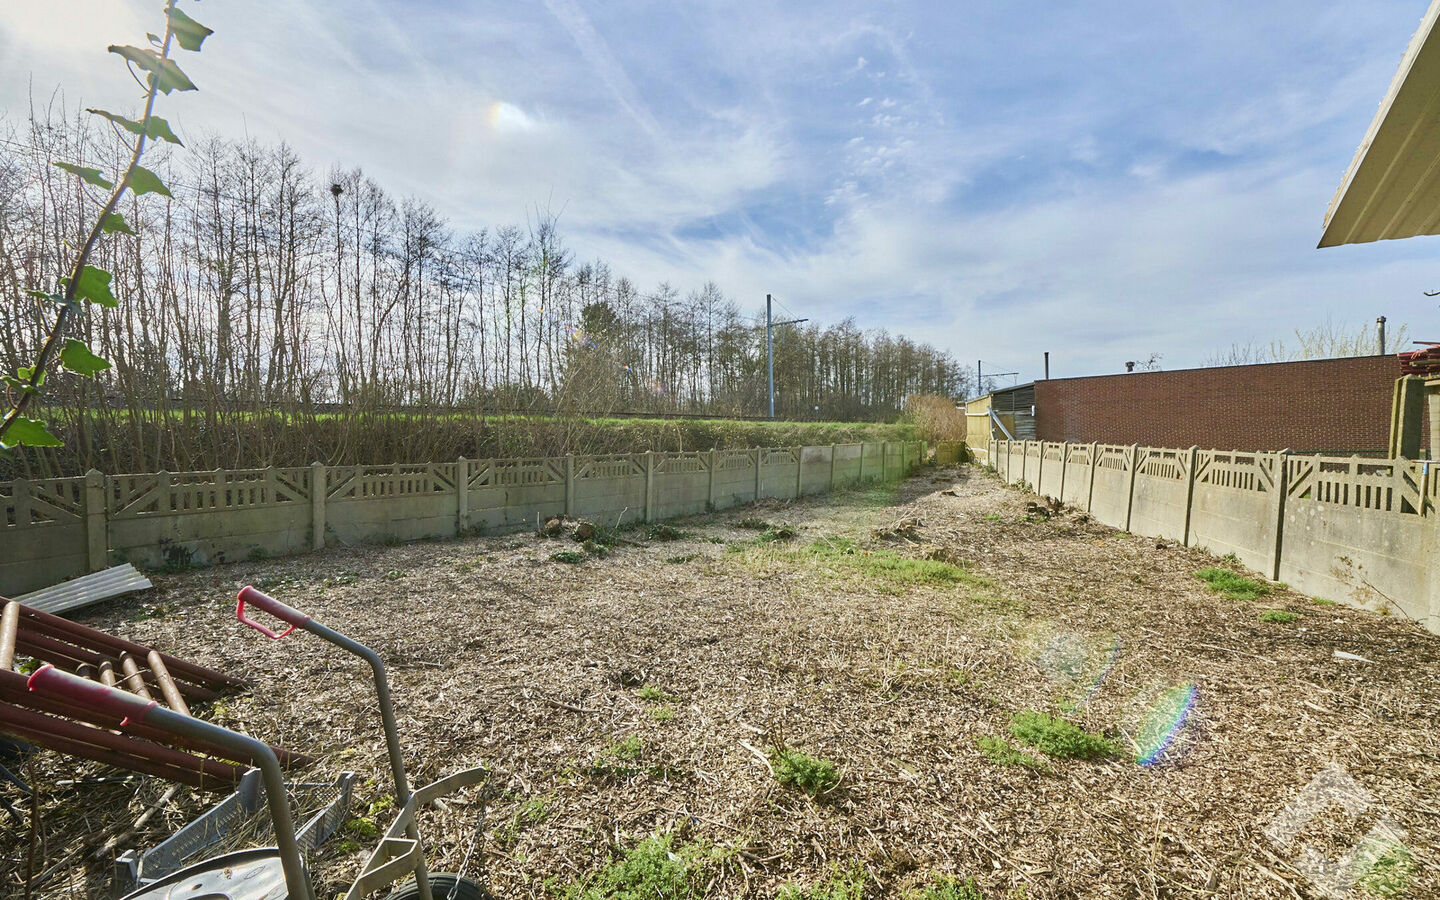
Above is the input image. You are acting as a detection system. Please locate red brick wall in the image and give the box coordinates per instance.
[1033,356,1430,455]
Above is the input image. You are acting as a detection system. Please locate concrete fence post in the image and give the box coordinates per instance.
[458,456,470,533]
[858,444,865,484]
[1058,442,1070,501]
[1020,441,1029,487]
[754,448,763,500]
[84,469,107,572]
[1035,442,1046,495]
[1123,444,1140,532]
[708,450,717,509]
[310,462,326,551]
[883,442,890,481]
[563,455,575,518]
[1427,515,1440,627]
[644,451,656,522]
[829,444,837,492]
[1269,450,1290,580]
[1086,442,1099,513]
[1181,446,1199,547]
[794,446,804,498]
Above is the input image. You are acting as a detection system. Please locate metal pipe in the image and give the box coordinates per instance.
[119,654,154,700]
[299,618,434,900]
[15,630,108,669]
[0,703,242,790]
[237,588,433,900]
[16,604,242,690]
[26,666,313,900]
[0,670,311,768]
[147,650,190,715]
[0,601,17,669]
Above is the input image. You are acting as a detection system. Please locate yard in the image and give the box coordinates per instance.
[5,465,1438,899]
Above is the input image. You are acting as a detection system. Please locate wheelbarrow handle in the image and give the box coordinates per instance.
[28,664,157,727]
[236,586,312,640]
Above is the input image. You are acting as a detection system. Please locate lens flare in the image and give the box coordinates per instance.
[1133,683,1198,766]
[1033,630,1120,711]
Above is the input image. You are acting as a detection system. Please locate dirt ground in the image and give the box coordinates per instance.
[4,464,1438,899]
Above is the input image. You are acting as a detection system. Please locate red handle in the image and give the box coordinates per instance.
[236,586,311,640]
[28,664,157,727]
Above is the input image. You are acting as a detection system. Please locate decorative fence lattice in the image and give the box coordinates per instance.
[1,442,923,598]
[991,438,1440,633]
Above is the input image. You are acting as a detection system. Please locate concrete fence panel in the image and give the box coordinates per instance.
[1187,451,1279,573]
[1014,436,1440,634]
[1088,445,1133,529]
[1,475,89,595]
[1129,447,1192,543]
[1037,442,1065,498]
[1060,443,1092,509]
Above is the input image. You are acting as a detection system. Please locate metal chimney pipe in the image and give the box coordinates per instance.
[1377,316,1387,355]
[1044,352,1050,380]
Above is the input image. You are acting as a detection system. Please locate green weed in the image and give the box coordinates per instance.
[666,553,698,564]
[1351,831,1414,898]
[1194,568,1271,602]
[908,875,984,900]
[650,706,675,722]
[807,539,988,590]
[976,735,1046,770]
[772,747,841,795]
[551,550,587,564]
[565,832,716,900]
[646,523,689,541]
[778,863,870,900]
[758,524,798,542]
[605,735,644,760]
[1259,609,1299,624]
[637,685,671,702]
[1009,710,1116,759]
[736,517,770,530]
[345,816,379,839]
[982,513,1004,523]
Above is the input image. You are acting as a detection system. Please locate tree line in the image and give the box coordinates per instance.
[0,101,967,474]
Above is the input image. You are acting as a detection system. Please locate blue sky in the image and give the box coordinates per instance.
[4,0,1440,381]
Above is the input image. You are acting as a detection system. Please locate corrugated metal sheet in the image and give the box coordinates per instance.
[1321,0,1440,247]
[991,383,1037,440]
[14,564,152,615]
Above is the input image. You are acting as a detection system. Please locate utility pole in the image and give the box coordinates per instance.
[765,294,807,418]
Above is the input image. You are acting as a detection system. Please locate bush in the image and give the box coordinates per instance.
[566,832,712,900]
[902,394,967,443]
[976,735,1046,770]
[1009,710,1116,759]
[773,747,841,795]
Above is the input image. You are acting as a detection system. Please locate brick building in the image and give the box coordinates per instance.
[1030,355,1429,456]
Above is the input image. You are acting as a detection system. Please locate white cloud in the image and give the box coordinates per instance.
[2,0,1437,384]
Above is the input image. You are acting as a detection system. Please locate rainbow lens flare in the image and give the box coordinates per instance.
[1133,683,1198,766]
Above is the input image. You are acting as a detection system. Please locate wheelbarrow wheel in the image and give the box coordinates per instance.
[387,873,490,900]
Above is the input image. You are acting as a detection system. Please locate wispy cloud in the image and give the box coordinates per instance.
[2,0,1438,378]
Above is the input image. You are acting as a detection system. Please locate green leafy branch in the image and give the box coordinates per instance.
[0,0,211,451]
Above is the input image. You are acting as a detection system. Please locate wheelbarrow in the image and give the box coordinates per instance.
[27,586,489,900]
